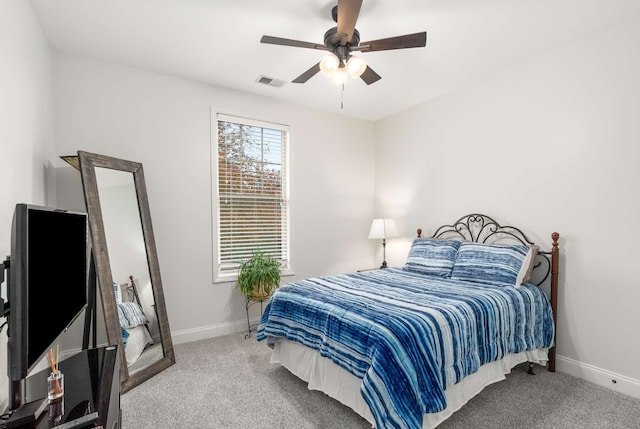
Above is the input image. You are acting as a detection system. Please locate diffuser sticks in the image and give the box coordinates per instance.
[47,346,64,401]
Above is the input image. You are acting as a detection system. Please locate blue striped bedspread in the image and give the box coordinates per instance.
[256,267,554,429]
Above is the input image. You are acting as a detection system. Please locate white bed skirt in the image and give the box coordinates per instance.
[271,339,549,429]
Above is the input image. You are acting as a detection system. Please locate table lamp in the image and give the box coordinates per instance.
[368,218,398,268]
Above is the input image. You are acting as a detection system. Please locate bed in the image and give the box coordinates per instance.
[113,275,154,366]
[257,214,559,429]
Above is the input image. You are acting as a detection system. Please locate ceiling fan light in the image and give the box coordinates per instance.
[332,67,348,85]
[320,54,340,76]
[346,56,367,78]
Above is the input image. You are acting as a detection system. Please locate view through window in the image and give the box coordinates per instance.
[215,114,290,278]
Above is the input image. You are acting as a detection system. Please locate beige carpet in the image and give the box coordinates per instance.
[121,333,640,428]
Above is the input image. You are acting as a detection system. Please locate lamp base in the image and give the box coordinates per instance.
[380,261,388,269]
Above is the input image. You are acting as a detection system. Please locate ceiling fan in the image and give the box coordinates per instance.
[260,0,427,86]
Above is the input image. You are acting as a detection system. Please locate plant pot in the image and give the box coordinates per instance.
[249,282,274,301]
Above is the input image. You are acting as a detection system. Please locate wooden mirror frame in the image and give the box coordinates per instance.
[77,150,175,393]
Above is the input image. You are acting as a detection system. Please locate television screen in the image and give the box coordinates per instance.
[8,204,88,382]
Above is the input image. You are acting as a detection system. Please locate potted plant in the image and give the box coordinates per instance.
[237,249,282,301]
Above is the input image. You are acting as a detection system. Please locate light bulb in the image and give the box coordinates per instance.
[346,56,367,78]
[320,54,340,76]
[332,67,348,85]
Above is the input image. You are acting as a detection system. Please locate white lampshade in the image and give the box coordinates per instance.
[332,67,348,85]
[320,54,340,76]
[368,218,399,239]
[346,55,367,78]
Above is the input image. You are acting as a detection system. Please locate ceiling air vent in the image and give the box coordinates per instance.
[256,75,286,88]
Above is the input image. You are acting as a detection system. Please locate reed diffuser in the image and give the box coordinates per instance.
[46,346,64,401]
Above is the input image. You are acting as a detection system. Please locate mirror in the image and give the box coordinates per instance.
[77,150,175,393]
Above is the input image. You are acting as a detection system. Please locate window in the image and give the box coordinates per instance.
[214,113,290,280]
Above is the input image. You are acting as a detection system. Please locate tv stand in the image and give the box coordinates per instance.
[4,346,121,429]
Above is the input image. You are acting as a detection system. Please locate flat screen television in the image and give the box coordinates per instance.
[7,204,88,405]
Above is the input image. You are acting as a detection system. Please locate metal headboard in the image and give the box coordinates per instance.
[417,213,553,287]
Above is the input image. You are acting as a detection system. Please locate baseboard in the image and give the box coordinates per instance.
[556,354,640,399]
[56,317,259,359]
[170,317,261,345]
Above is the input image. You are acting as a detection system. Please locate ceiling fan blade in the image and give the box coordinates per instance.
[359,32,427,52]
[260,35,327,51]
[337,0,362,44]
[292,63,321,83]
[360,66,382,85]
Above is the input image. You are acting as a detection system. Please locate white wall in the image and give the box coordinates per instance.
[374,17,640,398]
[52,54,376,343]
[0,0,56,411]
[11,0,635,409]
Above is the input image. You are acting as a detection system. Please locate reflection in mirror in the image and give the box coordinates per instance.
[78,151,175,393]
[94,167,163,373]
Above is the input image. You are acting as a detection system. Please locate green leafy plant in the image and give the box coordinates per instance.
[237,249,282,300]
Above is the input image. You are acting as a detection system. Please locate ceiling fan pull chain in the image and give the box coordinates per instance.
[341,83,344,109]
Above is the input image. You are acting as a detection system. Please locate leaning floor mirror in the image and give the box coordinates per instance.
[76,150,175,393]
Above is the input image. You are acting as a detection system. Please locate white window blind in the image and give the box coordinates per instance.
[215,114,290,275]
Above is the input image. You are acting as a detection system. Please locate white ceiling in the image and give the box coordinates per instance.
[28,0,640,121]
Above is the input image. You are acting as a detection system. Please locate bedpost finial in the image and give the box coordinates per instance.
[552,232,559,247]
[417,228,422,238]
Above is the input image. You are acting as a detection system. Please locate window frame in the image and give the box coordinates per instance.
[212,112,292,283]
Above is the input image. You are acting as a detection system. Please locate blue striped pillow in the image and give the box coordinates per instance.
[403,238,461,277]
[117,302,149,329]
[450,242,533,287]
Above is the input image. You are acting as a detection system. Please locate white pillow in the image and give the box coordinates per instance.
[516,245,539,286]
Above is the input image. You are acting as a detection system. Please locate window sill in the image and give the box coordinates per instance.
[213,269,295,285]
